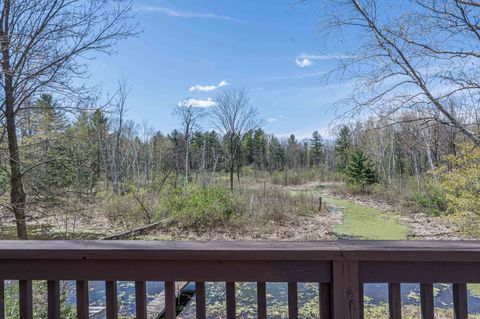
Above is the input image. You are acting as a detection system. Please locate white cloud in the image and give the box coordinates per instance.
[267,117,278,123]
[189,80,229,92]
[139,5,238,21]
[295,58,313,68]
[298,53,352,61]
[178,98,217,108]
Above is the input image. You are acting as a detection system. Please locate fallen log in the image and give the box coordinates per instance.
[101,218,170,240]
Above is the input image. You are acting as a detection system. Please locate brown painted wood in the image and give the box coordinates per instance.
[19,280,32,319]
[360,261,480,283]
[0,280,4,319]
[135,281,147,319]
[288,282,298,319]
[0,260,331,282]
[76,280,89,319]
[147,281,188,318]
[195,282,206,319]
[332,261,360,319]
[106,281,118,319]
[319,283,331,319]
[3,240,480,263]
[5,240,480,319]
[164,281,176,319]
[388,283,401,319]
[420,283,434,319]
[257,282,267,319]
[226,282,236,319]
[359,283,364,319]
[452,283,468,319]
[47,280,60,319]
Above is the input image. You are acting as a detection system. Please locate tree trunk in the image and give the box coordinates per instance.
[5,81,28,240]
[229,160,234,191]
[185,138,189,186]
[1,12,28,239]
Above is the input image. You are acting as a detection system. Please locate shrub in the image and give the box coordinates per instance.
[437,144,480,232]
[102,189,160,226]
[166,186,236,230]
[411,178,448,216]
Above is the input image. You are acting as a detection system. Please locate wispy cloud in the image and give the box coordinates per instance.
[178,98,217,108]
[267,117,278,123]
[189,80,229,92]
[295,58,313,68]
[139,5,238,21]
[298,53,352,61]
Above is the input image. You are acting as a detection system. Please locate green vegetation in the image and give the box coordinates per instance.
[438,144,480,234]
[166,186,236,230]
[334,126,351,173]
[3,281,75,319]
[346,150,377,191]
[411,177,448,216]
[332,198,408,240]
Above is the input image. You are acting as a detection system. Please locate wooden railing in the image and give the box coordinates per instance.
[0,240,479,318]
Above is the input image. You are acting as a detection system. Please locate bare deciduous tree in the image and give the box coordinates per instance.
[211,88,262,190]
[112,81,130,195]
[0,0,137,238]
[174,101,206,186]
[314,0,480,145]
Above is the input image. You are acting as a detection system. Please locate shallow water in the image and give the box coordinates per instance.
[178,282,480,318]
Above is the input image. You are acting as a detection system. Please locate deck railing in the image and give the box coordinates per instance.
[0,240,478,318]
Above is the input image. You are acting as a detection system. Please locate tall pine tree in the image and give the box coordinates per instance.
[335,126,352,173]
[310,131,324,167]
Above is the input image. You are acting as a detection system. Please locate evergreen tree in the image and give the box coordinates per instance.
[267,135,284,173]
[253,129,267,170]
[310,130,324,167]
[22,94,72,196]
[242,130,255,166]
[36,94,68,134]
[335,126,352,173]
[91,109,109,183]
[346,150,377,188]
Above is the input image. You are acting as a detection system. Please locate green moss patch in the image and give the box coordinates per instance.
[331,198,408,240]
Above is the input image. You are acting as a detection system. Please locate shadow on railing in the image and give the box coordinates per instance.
[0,240,478,318]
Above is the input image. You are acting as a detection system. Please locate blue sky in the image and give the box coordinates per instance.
[86,0,355,139]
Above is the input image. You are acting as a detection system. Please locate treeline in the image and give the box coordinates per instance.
[3,92,468,199]
[335,112,465,186]
[0,93,336,199]
[2,90,479,236]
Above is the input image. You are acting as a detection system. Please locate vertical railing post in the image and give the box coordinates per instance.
[135,281,147,319]
[47,280,60,319]
[106,281,118,319]
[332,261,361,319]
[19,280,32,319]
[420,283,434,319]
[0,280,4,319]
[76,281,89,319]
[319,283,331,319]
[452,283,468,319]
[195,282,207,319]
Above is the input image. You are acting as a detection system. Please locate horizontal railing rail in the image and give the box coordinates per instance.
[0,240,479,318]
